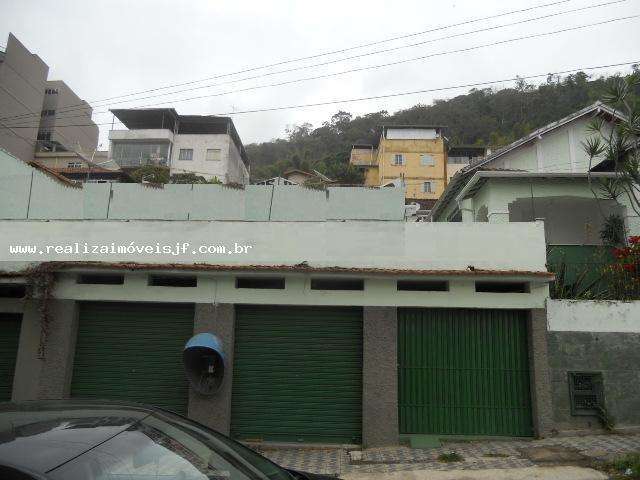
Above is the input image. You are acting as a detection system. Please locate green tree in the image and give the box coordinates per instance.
[246,71,638,185]
[130,165,170,184]
[584,73,640,217]
[169,173,209,184]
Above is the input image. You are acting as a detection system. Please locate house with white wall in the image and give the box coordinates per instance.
[430,102,640,434]
[108,108,249,184]
[430,102,637,233]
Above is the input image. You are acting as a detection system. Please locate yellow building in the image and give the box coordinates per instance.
[350,125,448,202]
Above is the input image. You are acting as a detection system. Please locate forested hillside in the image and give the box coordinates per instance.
[246,69,639,183]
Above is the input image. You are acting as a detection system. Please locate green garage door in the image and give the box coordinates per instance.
[71,303,194,414]
[398,308,533,437]
[231,306,362,444]
[0,313,21,401]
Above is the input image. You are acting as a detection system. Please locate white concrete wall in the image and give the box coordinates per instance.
[109,129,174,142]
[0,220,549,273]
[226,136,248,184]
[547,299,640,333]
[50,272,549,309]
[0,150,406,220]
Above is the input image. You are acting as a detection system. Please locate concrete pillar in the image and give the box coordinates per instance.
[12,299,78,401]
[188,303,235,434]
[528,308,554,437]
[38,300,78,399]
[460,198,474,223]
[362,306,399,447]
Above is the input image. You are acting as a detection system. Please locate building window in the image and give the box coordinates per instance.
[206,148,221,161]
[111,141,169,167]
[67,162,83,168]
[44,88,58,95]
[393,154,404,165]
[310,278,364,291]
[423,181,435,193]
[178,148,193,161]
[236,277,285,289]
[475,281,529,293]
[148,275,197,287]
[420,154,435,166]
[40,109,55,117]
[37,130,51,141]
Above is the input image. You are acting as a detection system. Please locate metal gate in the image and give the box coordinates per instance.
[398,308,533,436]
[0,313,21,401]
[231,305,363,444]
[71,302,194,414]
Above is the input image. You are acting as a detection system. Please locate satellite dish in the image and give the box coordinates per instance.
[183,333,225,395]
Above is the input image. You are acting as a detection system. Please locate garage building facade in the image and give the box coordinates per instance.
[0,264,553,447]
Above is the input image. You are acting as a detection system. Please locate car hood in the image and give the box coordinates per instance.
[0,403,149,473]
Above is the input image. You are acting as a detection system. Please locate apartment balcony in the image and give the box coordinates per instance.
[109,128,174,142]
[350,147,376,166]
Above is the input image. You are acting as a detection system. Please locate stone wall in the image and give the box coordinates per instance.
[548,331,640,432]
[547,300,640,433]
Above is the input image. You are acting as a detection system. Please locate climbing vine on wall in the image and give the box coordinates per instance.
[24,266,57,359]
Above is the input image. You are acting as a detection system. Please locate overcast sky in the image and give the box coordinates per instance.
[2,0,639,148]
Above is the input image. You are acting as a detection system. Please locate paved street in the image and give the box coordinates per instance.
[257,433,640,477]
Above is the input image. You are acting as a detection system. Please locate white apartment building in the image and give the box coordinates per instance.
[108,108,249,184]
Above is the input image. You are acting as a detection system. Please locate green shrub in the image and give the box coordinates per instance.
[437,452,464,463]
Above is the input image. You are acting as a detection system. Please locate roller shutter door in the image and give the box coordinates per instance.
[0,313,21,401]
[398,308,533,437]
[231,306,362,444]
[71,303,194,414]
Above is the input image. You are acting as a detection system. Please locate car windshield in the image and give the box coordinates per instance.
[47,410,292,480]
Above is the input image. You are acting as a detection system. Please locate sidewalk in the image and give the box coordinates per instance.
[341,466,607,480]
[257,433,640,477]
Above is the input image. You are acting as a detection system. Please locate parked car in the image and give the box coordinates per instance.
[0,400,339,480]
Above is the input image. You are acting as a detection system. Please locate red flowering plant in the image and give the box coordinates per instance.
[605,236,640,299]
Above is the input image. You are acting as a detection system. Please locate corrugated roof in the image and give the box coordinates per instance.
[27,161,81,188]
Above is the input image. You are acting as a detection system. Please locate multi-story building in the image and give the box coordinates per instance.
[37,80,98,155]
[446,145,490,180]
[349,125,448,203]
[0,33,98,162]
[109,108,249,184]
[0,34,48,162]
